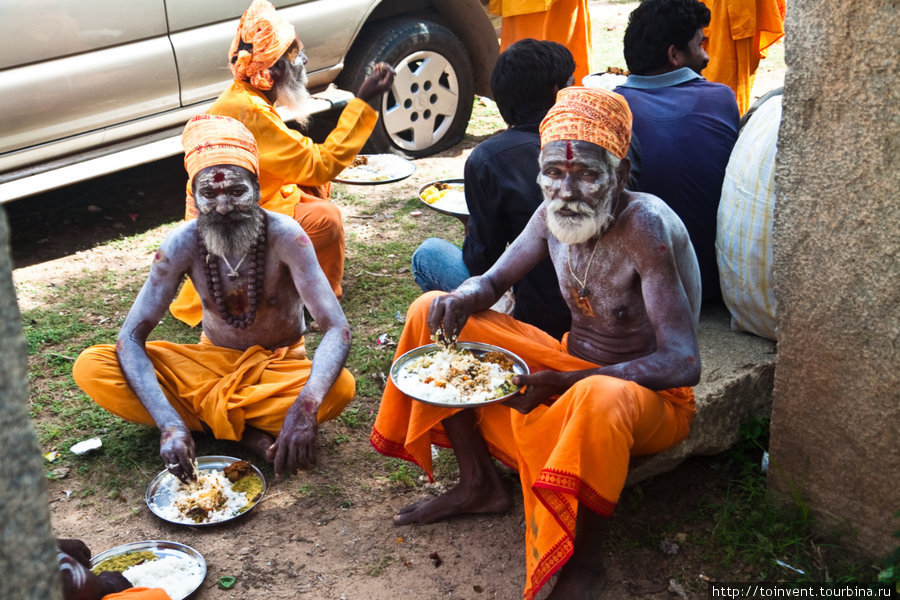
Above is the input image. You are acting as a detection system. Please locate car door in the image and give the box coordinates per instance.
[0,0,180,159]
[165,0,377,107]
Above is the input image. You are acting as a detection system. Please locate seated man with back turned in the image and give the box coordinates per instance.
[371,87,701,600]
[411,38,575,339]
[614,0,739,302]
[74,115,355,479]
[170,0,394,326]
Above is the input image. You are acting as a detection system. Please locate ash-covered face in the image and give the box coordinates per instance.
[194,165,263,257]
[539,140,621,244]
[272,39,313,127]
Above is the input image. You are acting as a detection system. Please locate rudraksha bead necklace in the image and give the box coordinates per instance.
[197,213,267,329]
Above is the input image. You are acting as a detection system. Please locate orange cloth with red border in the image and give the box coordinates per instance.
[103,588,172,600]
[169,81,378,326]
[700,0,786,114]
[370,292,695,600]
[73,337,355,440]
[490,0,594,86]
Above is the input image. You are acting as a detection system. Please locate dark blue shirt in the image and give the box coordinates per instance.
[616,69,739,300]
[461,123,571,339]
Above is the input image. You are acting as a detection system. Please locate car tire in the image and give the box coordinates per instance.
[337,18,474,158]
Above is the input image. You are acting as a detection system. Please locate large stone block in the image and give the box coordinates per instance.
[628,303,776,484]
[768,0,900,558]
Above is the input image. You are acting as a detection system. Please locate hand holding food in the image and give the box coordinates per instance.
[427,293,473,343]
[160,425,196,483]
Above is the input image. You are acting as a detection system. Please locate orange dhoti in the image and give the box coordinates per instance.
[73,337,355,440]
[492,0,594,85]
[103,588,172,600]
[371,292,694,600]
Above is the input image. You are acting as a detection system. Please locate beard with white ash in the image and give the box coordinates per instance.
[546,195,615,245]
[197,204,264,258]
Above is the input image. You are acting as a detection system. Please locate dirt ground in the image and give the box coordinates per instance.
[10,3,790,597]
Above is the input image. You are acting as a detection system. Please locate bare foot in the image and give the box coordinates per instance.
[393,480,512,525]
[545,558,607,600]
[238,427,275,463]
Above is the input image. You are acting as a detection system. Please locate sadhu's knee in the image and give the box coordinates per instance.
[571,375,635,416]
[72,345,116,394]
[296,202,343,245]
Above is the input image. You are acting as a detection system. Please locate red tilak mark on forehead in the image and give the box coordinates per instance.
[565,140,574,163]
[213,171,226,183]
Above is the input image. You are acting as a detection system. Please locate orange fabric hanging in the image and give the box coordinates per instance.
[73,337,355,440]
[370,292,694,600]
[492,0,594,86]
[700,0,786,114]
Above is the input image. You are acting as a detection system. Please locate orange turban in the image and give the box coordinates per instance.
[228,0,298,91]
[539,86,632,159]
[182,114,259,191]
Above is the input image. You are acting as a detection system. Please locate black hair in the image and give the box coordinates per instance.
[623,0,711,75]
[490,38,575,126]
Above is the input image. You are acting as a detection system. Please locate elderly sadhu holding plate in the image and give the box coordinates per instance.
[74,115,355,480]
[371,87,702,599]
[169,0,394,326]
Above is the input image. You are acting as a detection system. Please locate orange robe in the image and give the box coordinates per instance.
[490,0,594,86]
[169,81,378,326]
[370,292,695,600]
[104,589,172,600]
[73,337,355,440]
[700,0,786,114]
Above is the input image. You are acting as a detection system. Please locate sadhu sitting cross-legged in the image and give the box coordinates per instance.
[370,87,702,600]
[73,114,355,480]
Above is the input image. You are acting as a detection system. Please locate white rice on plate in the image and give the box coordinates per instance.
[396,346,517,404]
[122,554,203,599]
[154,468,252,524]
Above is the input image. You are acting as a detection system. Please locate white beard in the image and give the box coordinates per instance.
[273,66,314,129]
[197,206,264,258]
[546,196,615,245]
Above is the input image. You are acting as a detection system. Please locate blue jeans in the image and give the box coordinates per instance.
[411,237,470,292]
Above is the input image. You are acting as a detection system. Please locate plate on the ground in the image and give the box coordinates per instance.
[145,455,266,526]
[334,153,416,184]
[90,540,206,600]
[390,342,528,408]
[418,178,467,217]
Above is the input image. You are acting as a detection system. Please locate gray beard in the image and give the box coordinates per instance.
[273,69,314,129]
[546,196,615,245]
[197,205,264,258]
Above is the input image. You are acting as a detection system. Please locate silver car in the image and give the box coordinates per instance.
[0,0,498,202]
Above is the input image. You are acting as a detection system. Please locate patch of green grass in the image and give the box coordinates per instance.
[385,460,418,488]
[703,420,877,582]
[366,554,396,576]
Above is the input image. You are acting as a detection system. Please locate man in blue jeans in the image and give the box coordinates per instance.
[411,39,575,339]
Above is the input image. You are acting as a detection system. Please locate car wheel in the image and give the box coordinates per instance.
[337,18,474,157]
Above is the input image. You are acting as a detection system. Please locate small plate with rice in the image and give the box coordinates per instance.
[390,342,529,408]
[418,179,468,217]
[145,455,266,526]
[334,153,416,184]
[90,540,205,600]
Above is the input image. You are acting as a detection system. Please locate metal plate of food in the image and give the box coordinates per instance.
[90,540,206,600]
[333,153,416,184]
[418,178,468,217]
[145,455,266,526]
[390,342,529,408]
